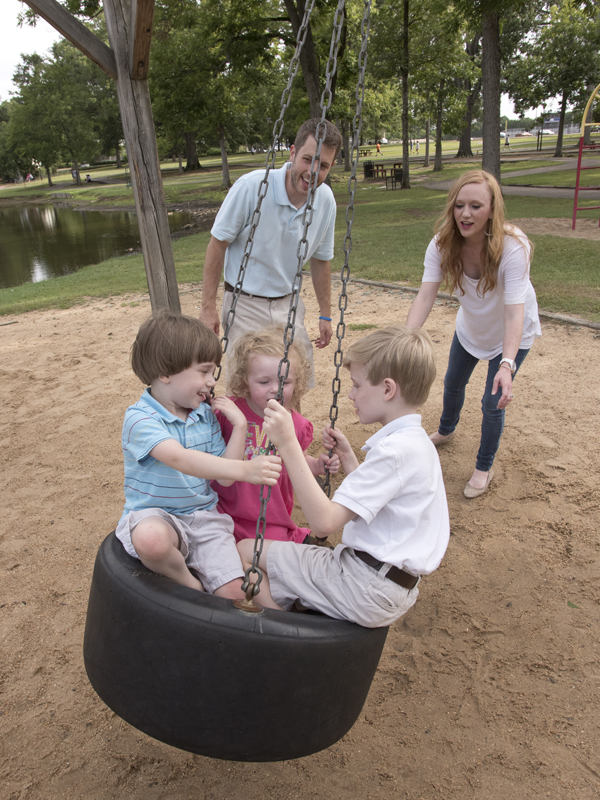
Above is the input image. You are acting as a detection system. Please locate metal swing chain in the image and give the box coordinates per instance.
[214,0,317,387]
[320,0,372,499]
[239,0,347,605]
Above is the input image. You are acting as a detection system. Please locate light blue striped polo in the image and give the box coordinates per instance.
[120,389,226,518]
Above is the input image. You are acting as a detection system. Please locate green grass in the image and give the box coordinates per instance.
[2,161,599,322]
[504,167,600,188]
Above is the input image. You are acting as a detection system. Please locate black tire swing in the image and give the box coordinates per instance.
[84,0,381,763]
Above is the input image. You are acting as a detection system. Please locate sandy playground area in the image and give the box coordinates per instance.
[1,272,600,800]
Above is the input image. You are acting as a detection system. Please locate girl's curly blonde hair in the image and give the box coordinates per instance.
[228,327,311,409]
[435,169,532,297]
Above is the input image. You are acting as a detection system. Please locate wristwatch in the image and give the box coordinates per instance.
[499,357,516,375]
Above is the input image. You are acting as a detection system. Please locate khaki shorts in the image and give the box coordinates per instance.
[116,507,244,594]
[221,291,315,389]
[266,543,419,628]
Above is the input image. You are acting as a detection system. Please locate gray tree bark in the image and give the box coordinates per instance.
[481,11,501,181]
[401,0,410,188]
[219,125,231,188]
[283,0,322,119]
[433,80,444,172]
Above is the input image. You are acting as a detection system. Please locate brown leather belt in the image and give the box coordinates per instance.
[353,550,419,590]
[224,282,291,302]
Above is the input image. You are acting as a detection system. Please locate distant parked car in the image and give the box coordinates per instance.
[540,130,554,135]
[380,137,388,144]
[500,131,506,137]
[515,131,533,136]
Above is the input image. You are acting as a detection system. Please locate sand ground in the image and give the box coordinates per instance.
[1,259,600,800]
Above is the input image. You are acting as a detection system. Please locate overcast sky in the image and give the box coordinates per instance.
[0,0,60,101]
[1,0,519,118]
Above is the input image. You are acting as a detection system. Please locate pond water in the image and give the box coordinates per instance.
[0,204,195,289]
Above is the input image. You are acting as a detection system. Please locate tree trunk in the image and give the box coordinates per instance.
[283,0,321,118]
[72,161,82,185]
[184,132,200,171]
[45,165,53,186]
[115,145,122,168]
[424,119,430,167]
[456,35,481,158]
[341,119,350,171]
[401,0,410,188]
[554,90,568,157]
[178,152,183,174]
[456,78,481,158]
[481,11,501,181]
[219,125,231,188]
[433,80,444,172]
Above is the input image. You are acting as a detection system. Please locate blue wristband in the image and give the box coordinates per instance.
[319,316,332,321]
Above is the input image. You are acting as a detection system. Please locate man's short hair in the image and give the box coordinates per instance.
[343,326,436,407]
[131,309,222,385]
[294,118,342,158]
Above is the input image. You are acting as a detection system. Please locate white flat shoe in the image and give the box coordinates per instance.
[464,469,494,499]
[429,430,456,447]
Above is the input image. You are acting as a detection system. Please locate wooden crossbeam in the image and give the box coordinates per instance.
[129,0,155,80]
[23,0,117,80]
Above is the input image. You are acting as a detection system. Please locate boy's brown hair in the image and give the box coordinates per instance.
[228,326,310,409]
[131,310,222,385]
[343,326,436,407]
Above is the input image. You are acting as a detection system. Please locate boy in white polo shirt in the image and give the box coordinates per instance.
[237,326,450,627]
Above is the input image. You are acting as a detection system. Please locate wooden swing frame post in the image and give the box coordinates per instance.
[23,0,181,312]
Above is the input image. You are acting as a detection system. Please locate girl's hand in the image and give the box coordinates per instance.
[263,399,295,448]
[321,425,352,458]
[211,395,247,427]
[492,367,514,410]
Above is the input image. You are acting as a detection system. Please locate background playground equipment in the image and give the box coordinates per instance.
[572,82,600,230]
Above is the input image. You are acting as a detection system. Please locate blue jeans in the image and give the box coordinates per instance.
[438,334,529,472]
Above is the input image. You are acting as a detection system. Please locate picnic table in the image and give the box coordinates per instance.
[359,148,372,157]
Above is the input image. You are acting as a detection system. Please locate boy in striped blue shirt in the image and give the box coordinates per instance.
[116,310,281,598]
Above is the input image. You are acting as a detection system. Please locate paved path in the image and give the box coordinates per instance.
[423,160,600,199]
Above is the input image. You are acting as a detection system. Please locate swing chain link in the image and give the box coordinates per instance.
[320,0,372,499]
[241,0,347,598]
[215,0,318,388]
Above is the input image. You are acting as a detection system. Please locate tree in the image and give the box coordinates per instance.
[9,39,111,184]
[371,0,469,185]
[455,32,482,158]
[0,101,31,183]
[150,0,283,184]
[505,1,600,157]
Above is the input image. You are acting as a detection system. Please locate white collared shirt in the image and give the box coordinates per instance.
[211,162,336,297]
[333,415,450,575]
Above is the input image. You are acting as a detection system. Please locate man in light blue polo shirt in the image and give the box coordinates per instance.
[200,119,342,388]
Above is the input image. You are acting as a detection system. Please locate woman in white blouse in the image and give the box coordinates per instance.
[406,170,541,498]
